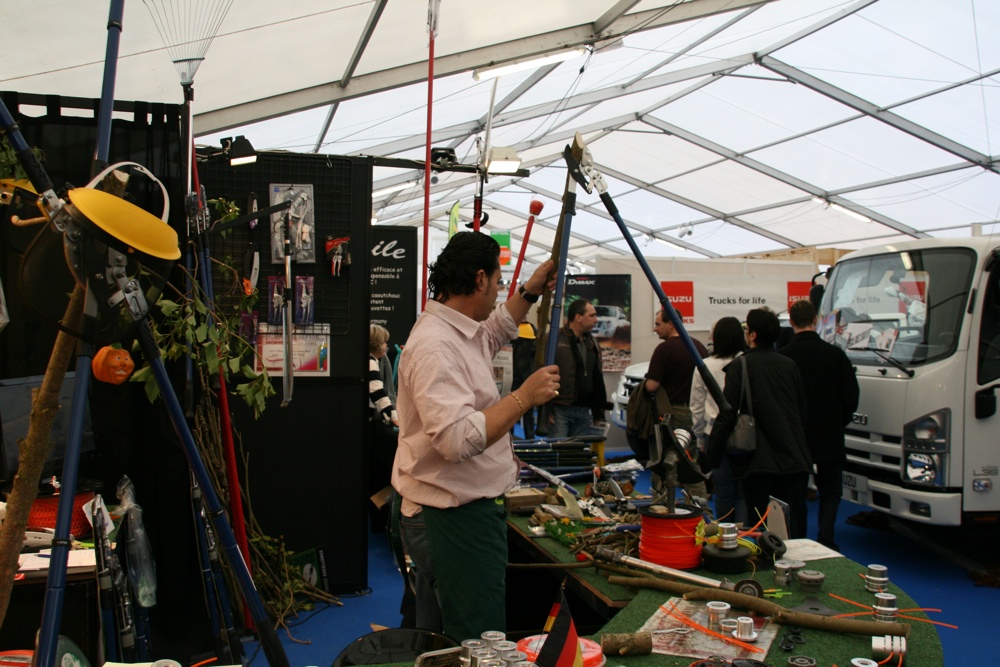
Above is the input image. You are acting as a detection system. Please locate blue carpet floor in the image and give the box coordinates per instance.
[247,463,991,666]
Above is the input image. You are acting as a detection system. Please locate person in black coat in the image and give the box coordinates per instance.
[779,299,860,551]
[706,308,812,538]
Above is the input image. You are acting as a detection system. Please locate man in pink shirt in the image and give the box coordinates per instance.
[392,232,558,640]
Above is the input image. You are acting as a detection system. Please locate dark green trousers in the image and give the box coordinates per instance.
[422,497,508,641]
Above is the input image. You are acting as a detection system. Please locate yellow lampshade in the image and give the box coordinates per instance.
[67,188,180,261]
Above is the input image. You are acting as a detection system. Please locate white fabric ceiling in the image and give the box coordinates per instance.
[5,0,1000,268]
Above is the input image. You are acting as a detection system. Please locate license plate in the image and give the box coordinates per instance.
[843,471,869,493]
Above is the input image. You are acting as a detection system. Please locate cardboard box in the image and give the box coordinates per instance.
[504,487,546,512]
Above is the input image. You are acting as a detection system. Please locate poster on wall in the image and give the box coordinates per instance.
[255,323,330,376]
[562,274,632,372]
[490,230,514,286]
[270,183,316,264]
[370,227,418,360]
[657,275,816,330]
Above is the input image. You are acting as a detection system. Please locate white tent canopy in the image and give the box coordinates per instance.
[5,0,1000,268]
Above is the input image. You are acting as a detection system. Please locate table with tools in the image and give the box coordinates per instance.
[506,514,943,666]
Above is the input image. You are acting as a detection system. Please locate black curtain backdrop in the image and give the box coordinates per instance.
[1,92,373,660]
[0,91,214,661]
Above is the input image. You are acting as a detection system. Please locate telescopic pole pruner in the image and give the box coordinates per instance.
[562,143,729,412]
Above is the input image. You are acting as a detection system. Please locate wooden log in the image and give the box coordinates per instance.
[607,575,910,638]
[600,632,653,656]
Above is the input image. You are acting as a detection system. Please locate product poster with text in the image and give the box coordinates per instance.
[255,323,330,376]
[658,276,814,329]
[563,274,632,372]
[370,226,417,360]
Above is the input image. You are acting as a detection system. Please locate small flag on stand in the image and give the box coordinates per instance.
[534,588,584,667]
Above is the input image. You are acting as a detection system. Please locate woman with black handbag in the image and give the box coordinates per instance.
[705,309,812,538]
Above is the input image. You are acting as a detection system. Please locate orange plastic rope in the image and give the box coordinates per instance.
[640,514,703,570]
[828,593,958,629]
[738,504,771,538]
[659,601,764,654]
[828,592,872,610]
[897,613,958,630]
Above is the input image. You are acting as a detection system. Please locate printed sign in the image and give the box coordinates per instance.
[786,281,812,312]
[563,274,632,372]
[370,227,418,355]
[661,281,695,324]
[255,323,330,377]
[653,275,808,329]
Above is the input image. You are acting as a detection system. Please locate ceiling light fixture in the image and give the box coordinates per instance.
[829,201,871,223]
[372,179,420,199]
[655,237,683,250]
[473,47,587,81]
[485,146,522,174]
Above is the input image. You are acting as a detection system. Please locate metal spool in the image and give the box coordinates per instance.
[864,564,890,593]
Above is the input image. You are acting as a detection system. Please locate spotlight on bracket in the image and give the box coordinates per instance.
[222,135,257,166]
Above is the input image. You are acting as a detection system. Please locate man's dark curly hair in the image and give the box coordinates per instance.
[428,232,500,301]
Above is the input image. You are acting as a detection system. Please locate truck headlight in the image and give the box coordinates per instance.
[902,409,949,486]
[905,452,940,484]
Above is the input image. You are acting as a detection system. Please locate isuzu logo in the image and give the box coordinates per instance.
[852,413,869,425]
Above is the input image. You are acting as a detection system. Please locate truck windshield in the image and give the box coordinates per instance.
[820,248,976,367]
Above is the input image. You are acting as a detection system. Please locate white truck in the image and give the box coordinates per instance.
[821,236,1000,526]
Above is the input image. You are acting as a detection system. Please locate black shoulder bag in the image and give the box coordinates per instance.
[725,355,757,456]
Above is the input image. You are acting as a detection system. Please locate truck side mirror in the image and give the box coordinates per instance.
[975,387,996,419]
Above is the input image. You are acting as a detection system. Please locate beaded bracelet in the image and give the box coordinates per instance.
[509,391,527,415]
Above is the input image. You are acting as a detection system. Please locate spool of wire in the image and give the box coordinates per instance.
[717,523,739,549]
[706,601,730,631]
[481,631,506,647]
[639,503,705,570]
[872,592,898,622]
[470,649,497,667]
[864,564,890,593]
[491,641,517,654]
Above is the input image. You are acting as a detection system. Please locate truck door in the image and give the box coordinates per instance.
[966,250,1000,514]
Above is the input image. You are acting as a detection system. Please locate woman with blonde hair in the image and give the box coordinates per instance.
[369,323,397,425]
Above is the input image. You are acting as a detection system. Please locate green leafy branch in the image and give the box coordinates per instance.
[1,135,45,181]
[132,251,275,417]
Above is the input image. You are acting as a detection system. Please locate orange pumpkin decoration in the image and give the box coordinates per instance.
[92,345,135,384]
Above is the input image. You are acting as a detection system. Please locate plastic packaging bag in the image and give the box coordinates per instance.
[116,475,157,607]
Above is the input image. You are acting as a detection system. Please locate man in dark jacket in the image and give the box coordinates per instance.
[547,299,608,438]
[780,299,860,550]
[707,308,812,537]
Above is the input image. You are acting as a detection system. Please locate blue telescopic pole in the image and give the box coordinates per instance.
[136,322,289,667]
[36,3,126,663]
[561,146,728,412]
[33,355,92,667]
[93,0,125,174]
